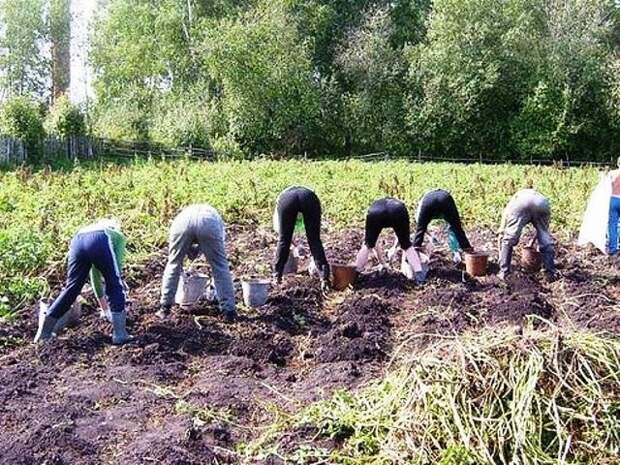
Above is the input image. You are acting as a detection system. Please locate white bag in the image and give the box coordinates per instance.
[578,173,612,254]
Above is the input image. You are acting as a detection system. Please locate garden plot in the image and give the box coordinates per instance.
[0,227,618,465]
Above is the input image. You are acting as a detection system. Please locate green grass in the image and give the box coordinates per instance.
[242,321,620,465]
[0,158,601,312]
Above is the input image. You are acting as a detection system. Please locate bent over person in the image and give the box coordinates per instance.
[498,189,556,279]
[355,197,424,282]
[159,204,237,321]
[273,186,330,289]
[34,219,132,345]
[413,189,473,253]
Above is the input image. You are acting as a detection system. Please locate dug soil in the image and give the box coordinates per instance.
[1,226,618,464]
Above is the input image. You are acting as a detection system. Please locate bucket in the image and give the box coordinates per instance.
[331,264,357,291]
[402,251,430,281]
[464,251,489,277]
[241,278,271,307]
[283,253,298,275]
[521,247,542,272]
[175,272,209,306]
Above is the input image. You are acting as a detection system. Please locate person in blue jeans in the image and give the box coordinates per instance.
[609,162,620,255]
[34,219,132,345]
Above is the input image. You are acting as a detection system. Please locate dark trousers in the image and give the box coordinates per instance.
[48,230,125,318]
[274,187,328,278]
[413,190,471,250]
[365,198,412,250]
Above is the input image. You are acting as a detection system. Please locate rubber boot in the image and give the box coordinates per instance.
[223,309,237,323]
[540,245,556,274]
[34,312,58,343]
[540,245,558,281]
[498,243,513,280]
[111,311,133,345]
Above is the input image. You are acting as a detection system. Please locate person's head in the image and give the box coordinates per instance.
[616,156,620,169]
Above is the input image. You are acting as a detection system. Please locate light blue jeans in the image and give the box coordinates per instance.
[609,196,620,255]
[161,205,236,314]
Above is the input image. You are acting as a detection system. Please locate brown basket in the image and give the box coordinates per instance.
[521,246,542,272]
[331,264,358,291]
[464,251,489,276]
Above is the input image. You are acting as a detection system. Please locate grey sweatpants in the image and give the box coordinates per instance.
[500,189,555,273]
[160,204,236,314]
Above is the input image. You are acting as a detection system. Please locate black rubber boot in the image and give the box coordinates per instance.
[498,243,513,279]
[540,245,556,274]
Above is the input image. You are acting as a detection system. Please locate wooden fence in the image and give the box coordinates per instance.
[0,136,216,165]
[0,135,615,168]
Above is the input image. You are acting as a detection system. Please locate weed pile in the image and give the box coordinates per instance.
[247,321,620,464]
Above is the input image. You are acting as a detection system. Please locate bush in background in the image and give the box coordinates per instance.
[0,95,45,153]
[44,94,85,138]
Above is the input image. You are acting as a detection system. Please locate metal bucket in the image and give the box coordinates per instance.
[175,272,209,306]
[464,251,489,277]
[331,264,358,291]
[402,250,430,281]
[241,278,270,307]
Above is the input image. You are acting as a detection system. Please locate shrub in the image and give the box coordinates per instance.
[44,94,86,138]
[0,95,45,150]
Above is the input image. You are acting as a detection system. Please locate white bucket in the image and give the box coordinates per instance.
[402,252,430,281]
[241,279,270,308]
[175,272,209,306]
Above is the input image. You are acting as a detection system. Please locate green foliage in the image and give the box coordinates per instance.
[407,0,620,161]
[44,95,86,138]
[204,0,321,155]
[336,5,410,155]
[0,95,45,148]
[0,0,48,98]
[86,0,620,160]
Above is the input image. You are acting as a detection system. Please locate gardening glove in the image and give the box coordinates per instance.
[308,258,319,277]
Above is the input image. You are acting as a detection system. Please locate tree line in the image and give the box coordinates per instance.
[1,0,620,162]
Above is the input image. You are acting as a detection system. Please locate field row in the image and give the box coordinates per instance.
[0,159,601,312]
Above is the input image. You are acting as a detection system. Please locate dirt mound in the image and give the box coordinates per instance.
[313,295,394,363]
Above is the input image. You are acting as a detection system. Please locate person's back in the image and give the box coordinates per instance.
[507,189,549,215]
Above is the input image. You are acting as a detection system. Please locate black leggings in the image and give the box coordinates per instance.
[364,198,412,250]
[413,189,471,249]
[274,187,328,278]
